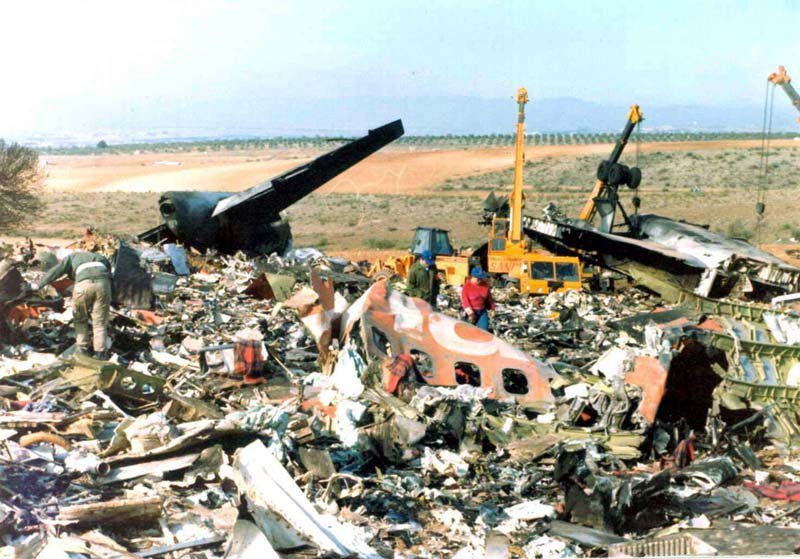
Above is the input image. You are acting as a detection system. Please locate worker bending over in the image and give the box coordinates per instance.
[407,250,440,308]
[462,267,495,331]
[32,251,112,359]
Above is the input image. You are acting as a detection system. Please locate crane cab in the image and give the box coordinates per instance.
[520,256,583,295]
[488,216,583,295]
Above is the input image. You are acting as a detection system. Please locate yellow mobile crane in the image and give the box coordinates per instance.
[485,88,583,294]
[372,88,582,295]
[513,104,645,292]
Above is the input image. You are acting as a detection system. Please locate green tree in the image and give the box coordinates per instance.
[96,140,108,149]
[0,140,43,231]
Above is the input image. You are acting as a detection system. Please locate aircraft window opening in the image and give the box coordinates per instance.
[502,368,530,395]
[371,327,391,355]
[455,361,481,387]
[410,349,435,379]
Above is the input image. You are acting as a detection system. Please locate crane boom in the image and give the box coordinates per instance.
[482,88,584,294]
[509,87,529,244]
[768,66,800,121]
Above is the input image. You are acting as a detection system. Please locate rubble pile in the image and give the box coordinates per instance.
[3,237,800,557]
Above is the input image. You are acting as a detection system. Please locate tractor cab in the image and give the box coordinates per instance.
[410,227,455,256]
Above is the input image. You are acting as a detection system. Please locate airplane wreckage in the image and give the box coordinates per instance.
[138,119,405,255]
[484,105,800,304]
[9,96,800,556]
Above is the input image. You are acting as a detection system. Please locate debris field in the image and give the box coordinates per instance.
[3,232,800,558]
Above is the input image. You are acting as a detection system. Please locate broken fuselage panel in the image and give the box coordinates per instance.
[355,281,556,409]
[524,212,800,301]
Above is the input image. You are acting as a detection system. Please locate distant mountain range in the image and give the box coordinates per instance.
[10,95,800,147]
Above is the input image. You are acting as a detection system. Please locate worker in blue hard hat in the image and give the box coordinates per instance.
[461,266,495,331]
[407,250,440,308]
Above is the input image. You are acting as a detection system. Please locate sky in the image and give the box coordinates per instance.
[2,0,799,139]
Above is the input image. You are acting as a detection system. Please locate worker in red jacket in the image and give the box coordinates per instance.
[461,267,495,331]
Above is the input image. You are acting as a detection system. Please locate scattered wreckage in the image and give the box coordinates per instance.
[478,103,800,302]
[523,208,800,303]
[3,230,800,558]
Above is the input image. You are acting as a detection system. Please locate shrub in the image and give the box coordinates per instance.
[727,219,754,240]
[0,140,44,231]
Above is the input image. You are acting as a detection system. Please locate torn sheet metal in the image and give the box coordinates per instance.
[163,243,190,276]
[232,440,380,557]
[99,452,201,485]
[285,269,350,358]
[59,354,165,404]
[0,262,24,301]
[223,519,280,559]
[151,271,178,296]
[484,414,647,460]
[548,520,626,548]
[243,274,275,300]
[763,311,800,345]
[636,214,796,271]
[112,243,153,309]
[588,347,668,426]
[676,289,799,320]
[523,214,706,275]
[164,394,224,421]
[522,211,800,301]
[625,355,668,424]
[243,273,295,302]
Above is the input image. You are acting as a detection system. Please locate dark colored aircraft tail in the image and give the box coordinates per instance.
[211,119,404,218]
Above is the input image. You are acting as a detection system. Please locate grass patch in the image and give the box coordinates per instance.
[440,147,800,193]
[366,238,399,250]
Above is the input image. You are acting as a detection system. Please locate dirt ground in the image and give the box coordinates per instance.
[5,138,798,254]
[41,139,799,195]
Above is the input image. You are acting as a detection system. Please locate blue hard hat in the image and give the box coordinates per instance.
[470,266,489,279]
[421,250,435,265]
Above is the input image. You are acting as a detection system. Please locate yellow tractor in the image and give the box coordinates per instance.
[367,226,474,286]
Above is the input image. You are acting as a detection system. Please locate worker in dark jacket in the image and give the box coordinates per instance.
[31,251,112,359]
[461,267,495,331]
[406,250,440,308]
